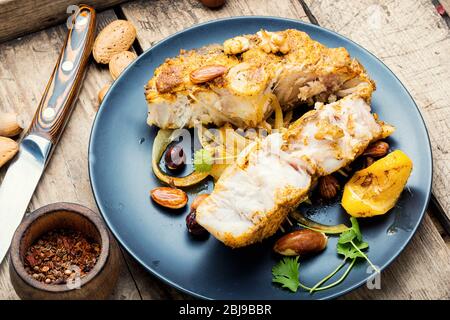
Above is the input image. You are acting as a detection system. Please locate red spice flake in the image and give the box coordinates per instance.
[23,229,101,285]
[437,4,446,16]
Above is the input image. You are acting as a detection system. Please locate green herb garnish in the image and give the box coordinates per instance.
[272,217,379,294]
[193,149,214,172]
[193,149,238,173]
[309,217,378,293]
[271,257,301,293]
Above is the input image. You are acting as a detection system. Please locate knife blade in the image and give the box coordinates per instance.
[0,5,96,263]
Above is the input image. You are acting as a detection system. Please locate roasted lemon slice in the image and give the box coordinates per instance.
[342,150,413,217]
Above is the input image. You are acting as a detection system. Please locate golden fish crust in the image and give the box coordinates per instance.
[145,29,375,129]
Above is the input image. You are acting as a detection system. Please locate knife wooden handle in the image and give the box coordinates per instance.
[28,5,96,144]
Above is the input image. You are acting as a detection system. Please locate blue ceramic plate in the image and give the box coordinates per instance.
[89,17,432,299]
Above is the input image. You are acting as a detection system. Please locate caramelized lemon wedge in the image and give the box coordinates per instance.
[342,150,413,217]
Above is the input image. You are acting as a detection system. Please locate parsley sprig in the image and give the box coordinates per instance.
[193,149,237,173]
[272,257,301,292]
[193,149,214,172]
[272,217,379,294]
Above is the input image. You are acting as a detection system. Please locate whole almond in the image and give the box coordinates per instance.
[0,112,22,137]
[319,175,340,200]
[190,193,209,211]
[363,141,389,158]
[0,136,19,168]
[109,51,137,79]
[98,84,111,104]
[93,20,136,64]
[190,65,227,84]
[150,187,188,209]
[274,229,328,256]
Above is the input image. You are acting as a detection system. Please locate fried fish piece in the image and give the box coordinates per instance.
[195,94,393,248]
[145,29,374,129]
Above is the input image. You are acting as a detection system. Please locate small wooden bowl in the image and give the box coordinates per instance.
[9,202,121,300]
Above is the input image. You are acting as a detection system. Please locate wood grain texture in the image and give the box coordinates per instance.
[304,0,450,232]
[0,0,128,43]
[120,0,308,50]
[0,10,140,300]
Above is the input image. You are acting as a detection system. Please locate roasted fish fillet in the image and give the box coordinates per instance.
[145,29,374,129]
[195,94,393,248]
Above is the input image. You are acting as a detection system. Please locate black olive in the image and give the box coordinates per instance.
[186,211,208,237]
[164,144,186,171]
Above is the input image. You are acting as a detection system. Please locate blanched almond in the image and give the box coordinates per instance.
[98,84,111,104]
[0,112,22,137]
[190,65,227,84]
[0,136,19,168]
[273,229,327,256]
[109,51,137,79]
[150,187,188,209]
[93,20,136,64]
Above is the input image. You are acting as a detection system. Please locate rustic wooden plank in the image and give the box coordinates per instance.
[120,0,308,50]
[304,0,450,240]
[0,10,140,300]
[0,0,129,43]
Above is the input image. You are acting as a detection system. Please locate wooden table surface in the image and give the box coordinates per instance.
[1,0,449,300]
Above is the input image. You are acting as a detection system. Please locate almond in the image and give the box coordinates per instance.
[98,84,111,104]
[190,193,209,211]
[150,187,188,209]
[109,51,137,79]
[319,175,340,200]
[190,65,227,84]
[0,112,22,137]
[273,229,328,256]
[363,141,389,158]
[93,20,136,64]
[0,136,19,168]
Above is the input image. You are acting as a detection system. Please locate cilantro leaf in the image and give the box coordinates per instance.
[272,257,300,293]
[337,229,356,244]
[350,217,363,242]
[193,149,213,172]
[337,241,368,260]
[337,218,362,244]
[337,217,368,260]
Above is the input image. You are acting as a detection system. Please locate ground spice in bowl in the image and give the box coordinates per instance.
[23,229,101,285]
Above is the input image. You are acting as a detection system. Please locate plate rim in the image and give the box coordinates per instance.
[88,16,433,300]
